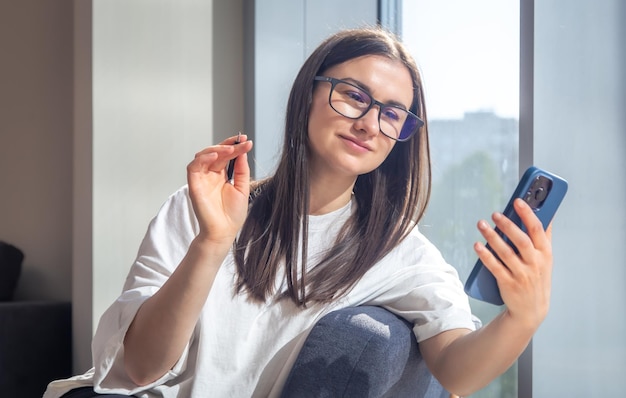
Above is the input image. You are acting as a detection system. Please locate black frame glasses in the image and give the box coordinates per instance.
[314,76,424,142]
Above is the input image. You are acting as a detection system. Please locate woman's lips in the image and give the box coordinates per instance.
[340,135,372,152]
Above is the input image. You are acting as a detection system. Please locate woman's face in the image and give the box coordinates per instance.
[307,55,414,184]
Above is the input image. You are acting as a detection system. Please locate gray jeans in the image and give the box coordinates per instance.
[280,306,449,398]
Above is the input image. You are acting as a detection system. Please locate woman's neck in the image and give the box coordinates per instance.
[308,176,356,215]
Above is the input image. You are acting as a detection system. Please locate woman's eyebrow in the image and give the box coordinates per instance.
[341,77,410,110]
[341,77,371,92]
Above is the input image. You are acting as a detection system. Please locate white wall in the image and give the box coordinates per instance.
[71,0,244,372]
[533,0,626,395]
[90,0,215,342]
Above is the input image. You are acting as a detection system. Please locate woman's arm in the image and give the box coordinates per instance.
[123,136,253,386]
[420,199,553,396]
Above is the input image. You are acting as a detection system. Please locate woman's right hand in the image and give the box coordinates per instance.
[186,134,254,244]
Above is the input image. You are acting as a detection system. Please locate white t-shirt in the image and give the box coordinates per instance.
[44,185,476,398]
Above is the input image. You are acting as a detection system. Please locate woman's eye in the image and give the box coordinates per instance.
[382,107,401,121]
[346,90,368,104]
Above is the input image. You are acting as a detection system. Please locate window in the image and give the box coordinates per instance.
[400,1,520,396]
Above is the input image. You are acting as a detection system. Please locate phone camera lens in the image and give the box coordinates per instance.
[534,187,548,202]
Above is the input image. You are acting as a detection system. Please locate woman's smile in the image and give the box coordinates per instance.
[339,134,373,152]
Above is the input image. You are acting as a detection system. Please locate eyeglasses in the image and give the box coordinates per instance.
[314,76,424,142]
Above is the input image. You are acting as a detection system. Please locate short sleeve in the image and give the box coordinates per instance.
[91,186,199,394]
[355,228,478,342]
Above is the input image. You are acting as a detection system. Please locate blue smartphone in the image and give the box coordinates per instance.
[464,166,568,305]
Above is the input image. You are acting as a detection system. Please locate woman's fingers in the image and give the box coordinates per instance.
[474,221,512,281]
[512,199,552,253]
[185,136,254,243]
[188,139,253,176]
[192,134,249,155]
[230,145,253,189]
[477,200,551,271]
[491,200,552,265]
[474,198,554,326]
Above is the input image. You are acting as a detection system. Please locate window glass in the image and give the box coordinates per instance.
[401,1,520,396]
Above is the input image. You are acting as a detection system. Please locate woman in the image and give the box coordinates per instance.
[45,27,553,398]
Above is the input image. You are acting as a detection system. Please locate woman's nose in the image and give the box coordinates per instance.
[353,107,380,137]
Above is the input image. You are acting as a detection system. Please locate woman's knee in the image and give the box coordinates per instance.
[329,306,415,371]
[282,306,448,398]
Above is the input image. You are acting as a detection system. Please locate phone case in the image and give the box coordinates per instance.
[464,166,568,305]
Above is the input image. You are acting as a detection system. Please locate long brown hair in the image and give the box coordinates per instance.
[234,27,431,306]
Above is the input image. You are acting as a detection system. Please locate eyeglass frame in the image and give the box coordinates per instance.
[313,76,424,142]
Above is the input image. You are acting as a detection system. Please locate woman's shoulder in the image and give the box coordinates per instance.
[155,185,194,218]
[142,184,198,244]
[382,225,452,273]
[398,225,440,253]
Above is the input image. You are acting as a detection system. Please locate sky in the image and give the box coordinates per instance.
[401,0,520,120]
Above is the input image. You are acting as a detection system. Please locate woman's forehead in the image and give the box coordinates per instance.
[324,55,414,106]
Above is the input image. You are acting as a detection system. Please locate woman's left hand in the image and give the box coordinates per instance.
[474,198,553,330]
[423,200,555,396]
[187,135,254,245]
